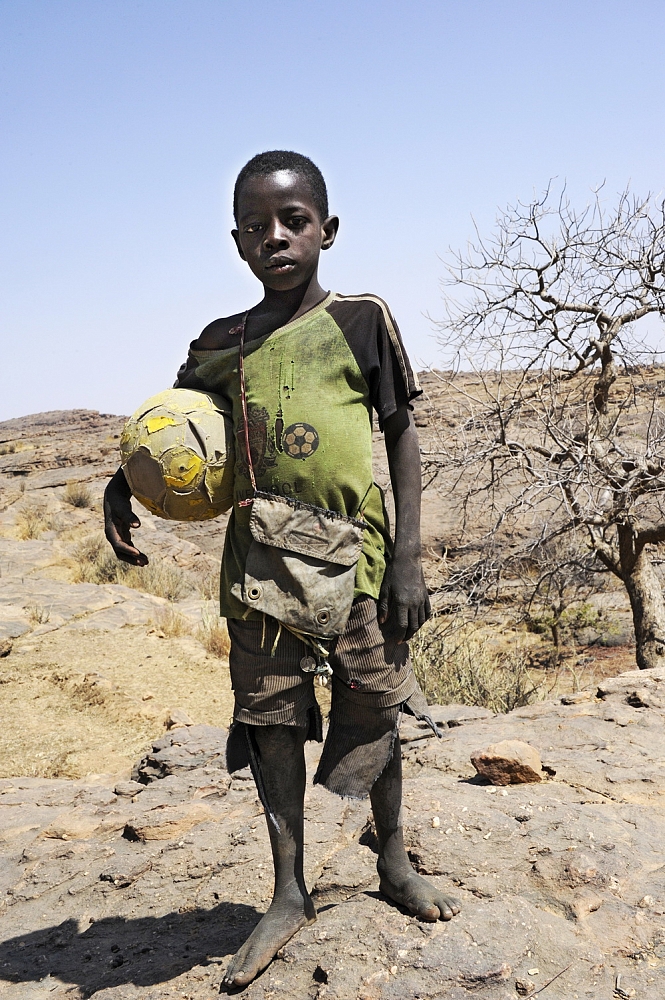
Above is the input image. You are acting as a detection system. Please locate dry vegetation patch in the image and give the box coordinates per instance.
[0,626,234,779]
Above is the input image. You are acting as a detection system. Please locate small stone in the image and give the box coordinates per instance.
[114,780,145,798]
[471,740,543,785]
[142,691,155,701]
[638,894,655,908]
[515,980,535,996]
[527,968,539,976]
[165,708,194,729]
[0,639,13,658]
[560,691,592,704]
[431,816,440,828]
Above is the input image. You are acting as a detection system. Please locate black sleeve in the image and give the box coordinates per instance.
[173,345,208,390]
[326,295,422,430]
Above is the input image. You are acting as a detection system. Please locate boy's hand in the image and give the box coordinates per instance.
[378,551,431,643]
[103,468,149,566]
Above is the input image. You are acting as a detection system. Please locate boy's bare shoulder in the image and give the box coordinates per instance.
[192,312,245,351]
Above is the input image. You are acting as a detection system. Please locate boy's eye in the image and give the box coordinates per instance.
[288,216,308,229]
[244,223,263,234]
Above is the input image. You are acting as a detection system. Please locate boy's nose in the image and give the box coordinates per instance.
[263,221,290,250]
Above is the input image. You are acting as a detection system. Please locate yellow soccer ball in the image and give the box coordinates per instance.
[120,388,234,521]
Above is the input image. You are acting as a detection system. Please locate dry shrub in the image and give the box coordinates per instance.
[73,534,122,584]
[63,481,94,508]
[151,605,193,638]
[15,502,54,540]
[124,562,191,601]
[0,440,34,456]
[411,620,540,713]
[194,570,220,601]
[27,605,51,626]
[199,610,230,658]
[73,533,191,600]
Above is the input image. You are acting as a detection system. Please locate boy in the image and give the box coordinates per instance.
[104,150,460,989]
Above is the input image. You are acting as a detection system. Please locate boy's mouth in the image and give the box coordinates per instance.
[266,256,296,273]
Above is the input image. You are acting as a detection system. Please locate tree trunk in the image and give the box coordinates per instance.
[621,540,665,670]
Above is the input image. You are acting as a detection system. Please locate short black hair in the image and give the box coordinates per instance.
[233,150,329,223]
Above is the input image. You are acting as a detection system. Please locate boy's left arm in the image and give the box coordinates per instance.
[378,404,431,642]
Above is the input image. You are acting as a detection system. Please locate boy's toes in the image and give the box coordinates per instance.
[436,893,462,920]
[411,900,440,921]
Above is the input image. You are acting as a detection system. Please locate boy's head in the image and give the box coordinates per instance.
[232,150,338,291]
[233,151,328,224]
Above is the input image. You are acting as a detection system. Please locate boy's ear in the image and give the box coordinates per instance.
[231,229,246,261]
[321,215,339,252]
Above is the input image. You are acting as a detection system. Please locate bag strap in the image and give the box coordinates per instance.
[236,312,256,507]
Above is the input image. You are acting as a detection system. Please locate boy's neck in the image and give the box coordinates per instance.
[250,271,328,335]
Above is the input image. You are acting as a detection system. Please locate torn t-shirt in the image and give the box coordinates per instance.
[174,291,421,619]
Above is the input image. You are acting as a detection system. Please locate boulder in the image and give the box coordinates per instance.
[471,739,543,785]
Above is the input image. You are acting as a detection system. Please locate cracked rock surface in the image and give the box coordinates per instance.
[1,674,664,999]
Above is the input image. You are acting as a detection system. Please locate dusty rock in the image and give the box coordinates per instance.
[41,805,129,841]
[123,802,215,842]
[113,781,144,798]
[165,708,194,729]
[0,639,12,657]
[471,739,543,784]
[560,691,592,704]
[132,724,227,783]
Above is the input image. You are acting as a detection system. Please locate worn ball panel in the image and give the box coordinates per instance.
[120,388,234,521]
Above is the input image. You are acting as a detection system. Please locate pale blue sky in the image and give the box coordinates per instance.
[2,1,664,420]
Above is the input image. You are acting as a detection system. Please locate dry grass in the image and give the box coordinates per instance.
[15,502,54,540]
[62,481,94,508]
[0,440,34,456]
[72,533,192,601]
[150,605,193,638]
[27,605,51,626]
[123,562,191,601]
[411,619,541,713]
[198,610,230,658]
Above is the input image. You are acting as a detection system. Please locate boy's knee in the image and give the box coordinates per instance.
[252,722,308,755]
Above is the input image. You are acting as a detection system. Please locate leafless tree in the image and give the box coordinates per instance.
[431,186,665,669]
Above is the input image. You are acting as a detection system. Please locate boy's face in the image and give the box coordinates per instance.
[232,170,338,291]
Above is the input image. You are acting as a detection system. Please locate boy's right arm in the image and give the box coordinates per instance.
[104,467,149,566]
[105,315,241,564]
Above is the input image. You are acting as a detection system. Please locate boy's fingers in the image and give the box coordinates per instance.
[377,587,390,624]
[384,602,409,643]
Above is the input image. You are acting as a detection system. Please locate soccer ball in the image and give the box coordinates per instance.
[120,388,235,521]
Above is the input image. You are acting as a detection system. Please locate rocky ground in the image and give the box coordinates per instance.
[1,670,665,999]
[0,404,660,998]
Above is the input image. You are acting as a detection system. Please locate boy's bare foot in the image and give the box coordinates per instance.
[222,888,316,989]
[378,859,461,921]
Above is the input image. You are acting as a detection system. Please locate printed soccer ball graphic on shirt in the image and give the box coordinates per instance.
[282,423,320,459]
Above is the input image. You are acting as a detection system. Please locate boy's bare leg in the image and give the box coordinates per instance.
[223,724,316,988]
[371,739,461,921]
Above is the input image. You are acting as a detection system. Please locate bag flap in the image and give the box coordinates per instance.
[248,494,364,567]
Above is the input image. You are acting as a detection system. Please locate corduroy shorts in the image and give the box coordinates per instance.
[225,596,438,798]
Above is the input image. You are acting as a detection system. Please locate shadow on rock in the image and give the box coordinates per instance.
[0,901,260,997]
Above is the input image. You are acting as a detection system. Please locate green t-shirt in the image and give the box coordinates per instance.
[175,292,421,619]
